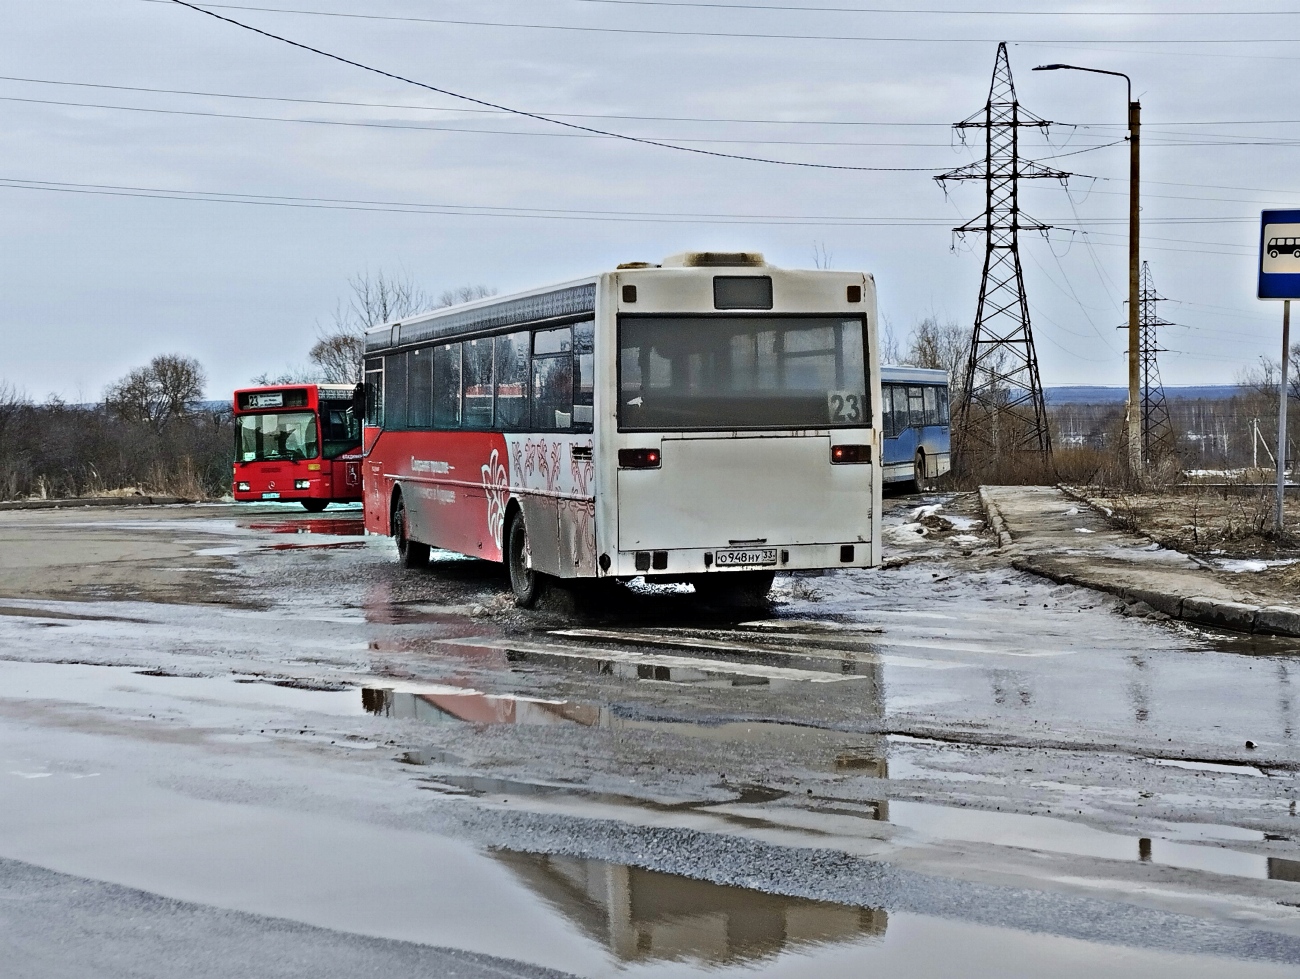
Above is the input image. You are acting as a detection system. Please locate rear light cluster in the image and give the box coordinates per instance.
[236,482,250,492]
[831,444,871,464]
[294,479,310,489]
[618,448,661,469]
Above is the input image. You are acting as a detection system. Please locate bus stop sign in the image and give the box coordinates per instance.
[1259,209,1300,299]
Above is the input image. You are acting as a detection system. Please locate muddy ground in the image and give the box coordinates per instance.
[2,497,1300,977]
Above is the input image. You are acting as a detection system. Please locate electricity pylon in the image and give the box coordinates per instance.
[1136,261,1175,461]
[936,42,1066,469]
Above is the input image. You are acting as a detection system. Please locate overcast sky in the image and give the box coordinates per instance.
[2,0,1295,401]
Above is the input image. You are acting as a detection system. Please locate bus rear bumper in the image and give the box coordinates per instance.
[605,541,877,579]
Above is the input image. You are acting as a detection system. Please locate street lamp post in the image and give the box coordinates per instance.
[1034,64,1142,480]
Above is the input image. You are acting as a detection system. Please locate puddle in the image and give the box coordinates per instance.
[882,799,1300,883]
[493,850,887,966]
[362,685,600,727]
[1150,758,1268,778]
[244,518,365,536]
[0,661,366,718]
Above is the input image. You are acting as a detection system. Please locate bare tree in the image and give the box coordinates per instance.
[308,333,365,384]
[436,284,496,309]
[308,272,496,385]
[1238,345,1300,407]
[878,315,901,364]
[811,241,834,270]
[904,316,970,388]
[104,355,206,432]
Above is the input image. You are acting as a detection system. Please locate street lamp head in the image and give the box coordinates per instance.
[1032,64,1069,71]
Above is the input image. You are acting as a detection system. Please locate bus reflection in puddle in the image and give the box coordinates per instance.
[493,851,887,966]
[362,686,600,727]
[244,517,365,536]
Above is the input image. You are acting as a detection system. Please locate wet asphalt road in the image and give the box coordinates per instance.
[2,497,1300,977]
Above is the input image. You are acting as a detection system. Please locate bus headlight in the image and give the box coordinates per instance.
[295,479,310,489]
[236,482,250,492]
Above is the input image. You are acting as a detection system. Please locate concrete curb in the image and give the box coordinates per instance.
[977,487,1014,548]
[0,496,190,512]
[1011,557,1300,638]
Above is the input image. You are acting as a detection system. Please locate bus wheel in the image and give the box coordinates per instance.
[392,494,429,568]
[694,571,774,609]
[302,500,329,513]
[913,451,929,492]
[507,513,547,608]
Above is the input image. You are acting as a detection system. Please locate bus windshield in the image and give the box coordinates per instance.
[619,315,868,431]
[236,412,319,462]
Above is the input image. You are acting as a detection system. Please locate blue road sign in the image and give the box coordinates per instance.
[1259,209,1300,299]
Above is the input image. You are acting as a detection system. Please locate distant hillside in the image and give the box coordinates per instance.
[1045,385,1246,405]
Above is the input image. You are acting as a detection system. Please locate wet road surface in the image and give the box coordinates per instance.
[2,498,1300,976]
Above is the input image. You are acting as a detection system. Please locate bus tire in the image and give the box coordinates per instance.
[392,493,429,568]
[507,512,547,608]
[302,500,329,512]
[914,450,929,492]
[694,571,774,609]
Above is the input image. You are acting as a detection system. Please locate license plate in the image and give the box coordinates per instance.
[261,492,281,499]
[714,547,777,567]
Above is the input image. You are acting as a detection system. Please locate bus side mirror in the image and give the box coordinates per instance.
[352,382,367,422]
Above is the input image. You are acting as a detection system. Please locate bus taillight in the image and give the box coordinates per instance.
[618,448,661,469]
[831,444,871,464]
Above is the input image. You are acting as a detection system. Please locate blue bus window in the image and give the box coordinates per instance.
[892,385,910,429]
[907,386,924,427]
[938,386,950,424]
[881,384,895,437]
[923,386,939,426]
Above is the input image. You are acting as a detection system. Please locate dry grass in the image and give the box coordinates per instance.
[1086,486,1300,559]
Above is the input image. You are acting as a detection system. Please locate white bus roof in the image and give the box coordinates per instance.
[880,365,949,385]
[363,253,873,356]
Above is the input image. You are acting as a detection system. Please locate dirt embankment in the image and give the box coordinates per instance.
[1066,486,1300,595]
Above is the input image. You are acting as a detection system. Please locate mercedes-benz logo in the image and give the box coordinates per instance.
[268,480,276,489]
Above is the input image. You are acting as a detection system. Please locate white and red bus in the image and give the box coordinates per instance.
[232,383,362,511]
[360,252,882,605]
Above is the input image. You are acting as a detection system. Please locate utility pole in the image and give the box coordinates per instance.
[938,42,1063,472]
[1136,261,1174,462]
[1034,63,1141,479]
[1279,301,1291,530]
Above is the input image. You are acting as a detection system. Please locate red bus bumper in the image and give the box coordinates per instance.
[232,457,362,503]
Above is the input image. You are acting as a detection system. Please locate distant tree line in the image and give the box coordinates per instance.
[0,355,230,501]
[0,271,495,501]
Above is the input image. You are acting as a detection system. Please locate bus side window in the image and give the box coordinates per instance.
[923,386,939,427]
[572,320,594,432]
[385,352,408,431]
[433,343,462,429]
[462,338,495,430]
[881,384,895,437]
[533,326,574,431]
[494,331,530,431]
[364,358,384,428]
[938,386,950,425]
[907,386,925,427]
[408,347,432,429]
[892,385,910,429]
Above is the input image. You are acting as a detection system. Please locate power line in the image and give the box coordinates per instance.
[556,0,1300,15]
[16,75,1300,133]
[156,0,932,171]
[0,93,1023,149]
[142,1,1300,44]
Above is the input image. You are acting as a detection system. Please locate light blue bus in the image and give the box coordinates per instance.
[881,366,951,489]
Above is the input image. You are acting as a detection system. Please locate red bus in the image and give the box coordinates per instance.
[232,383,363,511]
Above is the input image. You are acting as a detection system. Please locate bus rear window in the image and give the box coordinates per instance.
[619,315,868,431]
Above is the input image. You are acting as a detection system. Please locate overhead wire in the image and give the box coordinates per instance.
[138,1,1300,44]
[153,0,935,171]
